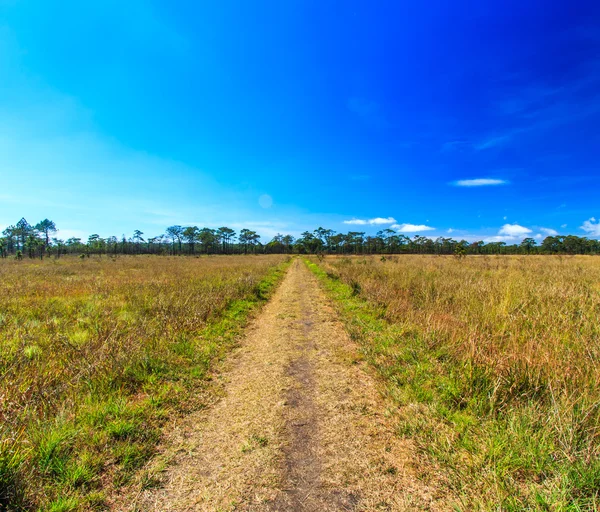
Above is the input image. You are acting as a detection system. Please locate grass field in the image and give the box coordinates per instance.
[0,255,288,510]
[308,255,600,510]
[3,254,599,511]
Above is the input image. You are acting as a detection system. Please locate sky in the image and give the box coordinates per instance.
[1,0,600,243]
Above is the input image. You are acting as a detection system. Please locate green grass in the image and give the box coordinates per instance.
[0,255,289,510]
[306,256,600,511]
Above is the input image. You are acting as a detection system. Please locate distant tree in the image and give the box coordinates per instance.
[4,214,600,257]
[239,229,251,254]
[198,228,217,254]
[147,236,158,253]
[243,229,260,253]
[66,237,82,247]
[15,218,31,251]
[470,241,485,254]
[106,236,118,255]
[131,230,144,254]
[266,234,284,254]
[166,225,184,254]
[25,232,42,259]
[346,232,365,254]
[521,237,537,254]
[52,238,65,258]
[298,231,322,253]
[217,227,236,254]
[282,234,295,253]
[313,227,335,252]
[329,233,345,253]
[182,226,200,254]
[563,235,586,254]
[35,219,57,248]
[541,236,562,254]
[2,226,16,253]
[87,234,103,256]
[454,240,469,259]
[376,229,395,253]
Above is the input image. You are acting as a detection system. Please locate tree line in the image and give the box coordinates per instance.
[2,218,600,259]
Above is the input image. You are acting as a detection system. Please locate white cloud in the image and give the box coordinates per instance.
[343,217,396,226]
[535,234,543,239]
[484,235,520,243]
[447,228,454,233]
[498,224,532,237]
[561,224,567,228]
[540,227,558,236]
[392,223,435,233]
[369,217,397,225]
[453,178,509,187]
[581,217,600,236]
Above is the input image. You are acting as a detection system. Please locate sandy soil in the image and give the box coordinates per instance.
[116,260,447,511]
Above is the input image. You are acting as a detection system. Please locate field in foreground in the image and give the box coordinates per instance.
[309,255,600,510]
[3,254,599,511]
[0,255,288,510]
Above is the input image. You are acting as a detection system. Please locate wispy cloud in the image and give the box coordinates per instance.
[474,134,514,151]
[452,178,509,187]
[391,223,435,233]
[581,217,600,236]
[343,217,396,226]
[442,140,471,152]
[474,70,600,152]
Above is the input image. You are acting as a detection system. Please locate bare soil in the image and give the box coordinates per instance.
[115,260,447,511]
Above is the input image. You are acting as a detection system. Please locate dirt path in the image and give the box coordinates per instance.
[123,260,445,511]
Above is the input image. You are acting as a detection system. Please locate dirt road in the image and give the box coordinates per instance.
[125,260,443,511]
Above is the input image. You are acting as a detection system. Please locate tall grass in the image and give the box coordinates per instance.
[310,255,600,510]
[0,255,288,510]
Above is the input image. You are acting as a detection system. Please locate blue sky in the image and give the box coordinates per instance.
[1,0,600,243]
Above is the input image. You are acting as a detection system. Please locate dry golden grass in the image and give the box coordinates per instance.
[0,255,287,510]
[311,255,600,510]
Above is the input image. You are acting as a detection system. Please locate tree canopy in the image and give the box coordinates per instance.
[2,217,600,259]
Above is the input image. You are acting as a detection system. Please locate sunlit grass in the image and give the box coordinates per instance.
[0,255,288,510]
[309,255,600,510]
